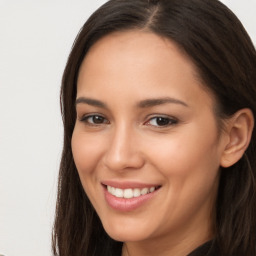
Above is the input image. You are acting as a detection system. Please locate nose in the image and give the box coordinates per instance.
[103,124,145,172]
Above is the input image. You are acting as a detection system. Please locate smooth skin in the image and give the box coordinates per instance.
[72,30,254,256]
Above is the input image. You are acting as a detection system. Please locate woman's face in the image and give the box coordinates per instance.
[72,31,227,245]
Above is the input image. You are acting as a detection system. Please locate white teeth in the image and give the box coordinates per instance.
[133,188,141,197]
[107,185,157,198]
[124,188,133,199]
[115,188,123,198]
[111,187,115,194]
[150,187,155,193]
[141,188,149,195]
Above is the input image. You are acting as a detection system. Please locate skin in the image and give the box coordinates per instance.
[72,30,231,256]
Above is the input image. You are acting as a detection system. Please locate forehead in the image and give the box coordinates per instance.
[77,30,215,110]
[80,30,198,79]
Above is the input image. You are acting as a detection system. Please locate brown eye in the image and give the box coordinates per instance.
[81,115,109,125]
[146,116,178,127]
[91,115,105,124]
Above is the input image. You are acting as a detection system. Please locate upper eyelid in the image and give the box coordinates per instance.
[77,113,108,123]
[146,116,177,123]
[143,115,179,127]
[78,112,105,118]
[79,115,110,127]
[144,113,178,121]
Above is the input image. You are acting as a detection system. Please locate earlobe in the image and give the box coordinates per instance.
[220,108,254,168]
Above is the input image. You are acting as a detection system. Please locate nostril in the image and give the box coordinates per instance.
[103,152,145,172]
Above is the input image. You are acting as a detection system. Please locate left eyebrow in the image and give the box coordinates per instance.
[137,97,189,108]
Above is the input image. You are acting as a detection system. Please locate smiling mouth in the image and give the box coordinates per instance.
[102,183,161,211]
[106,185,160,199]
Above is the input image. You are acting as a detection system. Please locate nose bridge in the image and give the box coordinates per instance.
[103,121,144,171]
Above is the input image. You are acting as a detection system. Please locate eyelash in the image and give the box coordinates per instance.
[79,114,178,128]
[79,114,109,126]
[144,116,178,127]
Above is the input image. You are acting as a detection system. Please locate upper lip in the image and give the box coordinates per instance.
[101,180,161,189]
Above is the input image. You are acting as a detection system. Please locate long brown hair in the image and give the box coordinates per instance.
[52,0,256,255]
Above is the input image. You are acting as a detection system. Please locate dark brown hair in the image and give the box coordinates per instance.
[52,0,256,255]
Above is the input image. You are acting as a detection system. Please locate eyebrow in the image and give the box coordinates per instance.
[75,97,108,108]
[75,96,188,109]
[137,97,188,108]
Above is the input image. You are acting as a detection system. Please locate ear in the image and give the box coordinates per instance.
[220,108,254,168]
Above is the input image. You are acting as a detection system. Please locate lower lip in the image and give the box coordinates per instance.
[103,187,158,212]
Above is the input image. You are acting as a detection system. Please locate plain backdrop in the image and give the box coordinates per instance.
[0,1,255,255]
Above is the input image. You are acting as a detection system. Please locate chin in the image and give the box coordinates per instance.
[102,219,153,242]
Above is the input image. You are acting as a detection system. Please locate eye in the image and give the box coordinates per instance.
[145,116,178,127]
[80,114,109,125]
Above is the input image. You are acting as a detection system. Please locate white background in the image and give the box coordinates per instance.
[0,1,255,255]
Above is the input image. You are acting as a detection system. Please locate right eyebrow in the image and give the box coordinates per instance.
[75,97,108,108]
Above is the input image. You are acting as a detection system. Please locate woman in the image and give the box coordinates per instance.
[52,0,256,255]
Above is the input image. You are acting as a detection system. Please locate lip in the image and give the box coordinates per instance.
[102,181,161,212]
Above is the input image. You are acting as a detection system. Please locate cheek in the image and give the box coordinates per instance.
[71,130,105,204]
[71,130,104,174]
[148,131,220,222]
[147,126,221,183]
